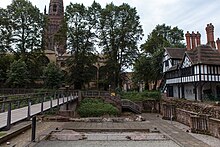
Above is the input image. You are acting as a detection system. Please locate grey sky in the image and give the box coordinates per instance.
[1,0,220,45]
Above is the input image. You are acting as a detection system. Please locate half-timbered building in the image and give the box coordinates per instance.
[162,23,220,101]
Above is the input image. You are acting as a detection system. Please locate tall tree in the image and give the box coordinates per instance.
[99,3,143,89]
[134,24,184,90]
[0,0,46,85]
[141,24,184,54]
[65,2,99,89]
[5,0,44,57]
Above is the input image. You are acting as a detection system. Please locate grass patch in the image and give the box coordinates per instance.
[77,98,119,117]
[120,90,161,102]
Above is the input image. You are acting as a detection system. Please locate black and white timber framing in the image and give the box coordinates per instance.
[162,45,220,101]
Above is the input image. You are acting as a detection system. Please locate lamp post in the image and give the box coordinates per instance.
[109,84,111,94]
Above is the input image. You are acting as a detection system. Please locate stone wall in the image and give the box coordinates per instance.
[161,98,220,139]
[209,118,220,138]
[176,108,196,126]
[162,98,220,119]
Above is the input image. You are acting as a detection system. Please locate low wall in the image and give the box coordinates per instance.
[161,99,220,139]
[209,118,220,138]
[176,108,196,126]
[162,98,220,119]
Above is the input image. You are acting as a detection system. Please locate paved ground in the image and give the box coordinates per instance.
[1,113,220,147]
[37,114,212,147]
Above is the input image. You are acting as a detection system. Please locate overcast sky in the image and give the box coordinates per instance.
[1,0,220,45]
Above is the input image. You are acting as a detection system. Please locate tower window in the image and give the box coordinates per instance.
[53,4,57,12]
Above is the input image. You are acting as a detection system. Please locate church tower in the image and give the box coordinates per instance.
[45,0,66,55]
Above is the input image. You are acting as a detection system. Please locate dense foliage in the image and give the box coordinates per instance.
[43,63,64,89]
[120,91,161,102]
[65,2,143,89]
[6,59,30,88]
[77,98,119,117]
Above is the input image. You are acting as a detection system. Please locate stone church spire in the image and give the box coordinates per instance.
[49,0,64,16]
[45,0,66,55]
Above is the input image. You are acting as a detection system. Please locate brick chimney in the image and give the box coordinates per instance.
[206,23,216,48]
[206,24,210,44]
[217,38,220,52]
[191,31,196,49]
[185,31,191,50]
[196,31,201,46]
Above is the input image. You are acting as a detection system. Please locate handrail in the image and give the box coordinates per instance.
[81,90,110,98]
[0,91,78,130]
[121,99,141,113]
[0,91,78,112]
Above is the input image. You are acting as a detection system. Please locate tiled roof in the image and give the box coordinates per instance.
[186,45,220,65]
[165,48,186,59]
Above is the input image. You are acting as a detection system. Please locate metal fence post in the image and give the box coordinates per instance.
[41,96,44,114]
[31,116,36,142]
[6,102,12,130]
[17,100,20,109]
[27,97,31,120]
[63,93,65,104]
[57,93,59,106]
[50,96,53,109]
[67,92,69,102]
[1,97,7,112]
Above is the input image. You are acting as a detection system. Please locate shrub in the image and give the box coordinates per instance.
[77,98,119,117]
[120,90,161,102]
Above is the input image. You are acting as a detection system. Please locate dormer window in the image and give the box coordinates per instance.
[53,4,57,12]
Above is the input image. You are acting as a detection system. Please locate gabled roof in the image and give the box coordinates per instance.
[164,48,186,59]
[186,45,220,65]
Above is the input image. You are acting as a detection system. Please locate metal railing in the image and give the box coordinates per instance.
[121,99,141,114]
[82,91,110,98]
[0,91,78,130]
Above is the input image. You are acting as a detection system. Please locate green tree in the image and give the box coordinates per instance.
[43,63,63,89]
[99,3,143,89]
[134,24,184,90]
[0,0,46,86]
[65,2,99,89]
[6,59,30,88]
[141,24,184,54]
[4,0,44,57]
